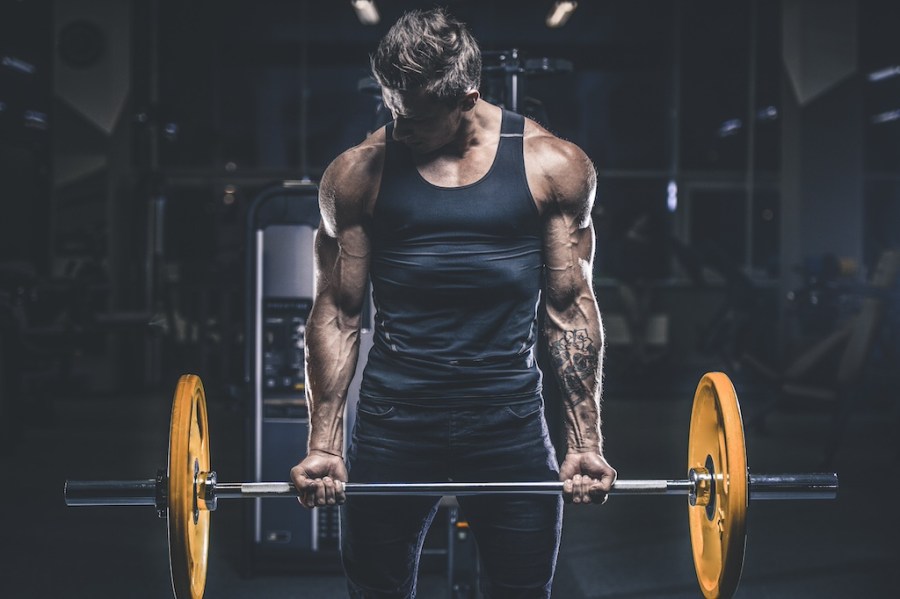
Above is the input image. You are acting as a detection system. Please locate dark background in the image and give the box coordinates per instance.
[1,1,898,597]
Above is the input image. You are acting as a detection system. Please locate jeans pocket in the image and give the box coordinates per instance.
[356,401,396,419]
[504,401,542,420]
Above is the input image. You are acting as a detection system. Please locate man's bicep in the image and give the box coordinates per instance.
[543,212,596,312]
[313,222,370,319]
[313,224,339,294]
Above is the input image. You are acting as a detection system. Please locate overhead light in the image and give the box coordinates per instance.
[2,55,36,75]
[352,0,380,26]
[868,65,900,83]
[24,110,49,130]
[546,1,578,28]
[756,105,779,121]
[667,179,678,213]
[717,118,743,138]
[872,109,900,125]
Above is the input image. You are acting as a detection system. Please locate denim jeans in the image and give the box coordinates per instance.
[341,398,562,599]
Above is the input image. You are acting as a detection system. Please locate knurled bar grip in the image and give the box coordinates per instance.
[64,473,839,506]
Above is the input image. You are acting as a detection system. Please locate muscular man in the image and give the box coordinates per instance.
[291,9,616,598]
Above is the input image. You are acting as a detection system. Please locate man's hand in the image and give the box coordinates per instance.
[290,450,349,509]
[559,451,617,505]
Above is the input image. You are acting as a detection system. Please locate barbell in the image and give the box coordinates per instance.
[64,372,838,599]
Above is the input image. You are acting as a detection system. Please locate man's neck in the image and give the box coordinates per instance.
[438,101,500,159]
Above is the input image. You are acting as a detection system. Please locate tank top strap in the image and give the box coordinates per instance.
[500,109,525,137]
[494,110,528,182]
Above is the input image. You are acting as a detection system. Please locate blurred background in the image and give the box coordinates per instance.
[1,1,898,597]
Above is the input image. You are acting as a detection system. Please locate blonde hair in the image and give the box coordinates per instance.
[371,8,481,104]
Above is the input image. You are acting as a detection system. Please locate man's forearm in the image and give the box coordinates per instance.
[304,310,361,456]
[546,306,605,453]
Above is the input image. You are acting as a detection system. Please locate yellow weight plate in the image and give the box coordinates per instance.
[167,375,211,599]
[687,372,748,599]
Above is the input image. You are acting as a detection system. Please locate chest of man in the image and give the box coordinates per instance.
[412,141,500,188]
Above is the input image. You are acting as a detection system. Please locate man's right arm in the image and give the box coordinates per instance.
[291,142,380,508]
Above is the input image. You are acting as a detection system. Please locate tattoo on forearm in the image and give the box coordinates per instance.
[549,328,598,403]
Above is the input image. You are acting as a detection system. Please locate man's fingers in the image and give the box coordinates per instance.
[588,480,608,504]
[305,480,317,509]
[297,480,316,509]
[562,478,574,503]
[313,478,327,506]
[290,455,348,509]
[292,470,348,508]
[559,455,618,507]
[295,476,322,509]
[323,477,336,506]
[581,475,596,504]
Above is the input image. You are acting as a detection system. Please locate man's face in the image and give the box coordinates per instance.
[381,87,465,154]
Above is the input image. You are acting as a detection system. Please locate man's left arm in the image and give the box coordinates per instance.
[540,141,617,504]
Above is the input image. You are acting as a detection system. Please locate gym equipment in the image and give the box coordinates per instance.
[64,372,838,599]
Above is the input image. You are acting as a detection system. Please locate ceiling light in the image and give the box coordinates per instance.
[352,0,380,26]
[868,65,900,83]
[546,1,577,28]
[872,109,900,125]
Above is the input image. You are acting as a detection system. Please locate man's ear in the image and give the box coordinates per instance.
[460,90,480,112]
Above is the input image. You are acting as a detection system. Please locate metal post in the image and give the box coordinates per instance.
[745,0,759,271]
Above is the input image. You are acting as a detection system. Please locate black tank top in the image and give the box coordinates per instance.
[360,109,543,406]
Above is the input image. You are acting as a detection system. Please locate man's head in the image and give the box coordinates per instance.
[372,8,482,152]
[371,8,481,104]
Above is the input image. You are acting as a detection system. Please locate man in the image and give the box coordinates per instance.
[291,8,615,598]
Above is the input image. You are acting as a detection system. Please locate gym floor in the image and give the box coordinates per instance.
[2,366,897,598]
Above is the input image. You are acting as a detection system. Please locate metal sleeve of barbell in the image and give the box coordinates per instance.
[748,473,838,500]
[214,480,695,498]
[65,480,158,506]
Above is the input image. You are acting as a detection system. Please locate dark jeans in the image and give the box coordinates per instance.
[341,398,562,599]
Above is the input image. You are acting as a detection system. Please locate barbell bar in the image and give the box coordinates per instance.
[66,475,837,505]
[63,373,839,599]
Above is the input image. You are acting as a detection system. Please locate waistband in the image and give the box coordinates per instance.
[357,388,543,410]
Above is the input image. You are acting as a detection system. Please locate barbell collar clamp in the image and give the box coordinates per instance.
[689,467,712,507]
[198,471,217,512]
[155,469,167,519]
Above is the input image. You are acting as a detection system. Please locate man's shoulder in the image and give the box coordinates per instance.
[521,118,595,214]
[320,128,388,223]
[326,128,388,189]
[522,118,591,175]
